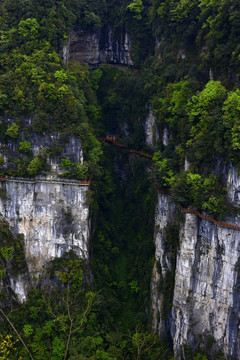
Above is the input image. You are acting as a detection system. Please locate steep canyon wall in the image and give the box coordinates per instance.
[151,169,240,359]
[63,26,133,67]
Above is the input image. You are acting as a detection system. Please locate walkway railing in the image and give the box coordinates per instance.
[0,175,93,186]
[103,137,240,230]
[157,188,240,231]
[102,138,153,159]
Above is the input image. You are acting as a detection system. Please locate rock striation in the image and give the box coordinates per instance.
[0,177,90,278]
[172,211,240,359]
[152,173,240,359]
[151,192,176,337]
[0,118,91,302]
[63,26,133,68]
[145,106,159,148]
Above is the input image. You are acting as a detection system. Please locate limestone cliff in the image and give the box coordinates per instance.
[145,106,159,148]
[63,26,133,68]
[0,118,91,303]
[0,177,89,275]
[152,168,240,359]
[151,192,176,337]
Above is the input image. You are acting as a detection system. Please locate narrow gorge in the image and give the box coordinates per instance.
[0,1,240,359]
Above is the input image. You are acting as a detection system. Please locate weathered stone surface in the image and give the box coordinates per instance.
[0,117,84,176]
[64,26,133,67]
[10,274,28,303]
[152,167,240,359]
[227,163,240,207]
[0,178,90,277]
[151,193,176,336]
[171,213,240,359]
[145,106,159,148]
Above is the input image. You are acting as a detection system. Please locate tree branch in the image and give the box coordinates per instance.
[0,308,34,360]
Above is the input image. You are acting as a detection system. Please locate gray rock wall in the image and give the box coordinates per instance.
[151,193,176,336]
[64,26,133,67]
[152,188,240,359]
[145,106,159,148]
[171,212,240,359]
[0,178,90,278]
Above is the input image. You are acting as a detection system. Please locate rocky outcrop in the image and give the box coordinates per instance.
[0,177,90,278]
[171,211,240,359]
[64,26,133,68]
[145,106,159,148]
[152,165,240,359]
[9,274,28,303]
[1,117,84,176]
[151,193,176,337]
[0,117,91,302]
[227,163,240,207]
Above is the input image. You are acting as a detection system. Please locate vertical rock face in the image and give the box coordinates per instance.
[64,26,133,67]
[227,163,240,207]
[0,117,91,302]
[151,193,176,336]
[10,274,28,303]
[0,178,90,277]
[171,213,240,359]
[152,164,240,359]
[145,106,159,148]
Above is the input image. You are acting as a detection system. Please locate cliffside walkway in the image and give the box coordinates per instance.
[157,188,240,231]
[101,137,153,159]
[0,175,93,186]
[102,138,240,230]
[102,139,240,230]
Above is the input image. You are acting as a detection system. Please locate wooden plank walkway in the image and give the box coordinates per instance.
[157,188,240,231]
[0,175,93,186]
[103,137,240,230]
[102,138,153,159]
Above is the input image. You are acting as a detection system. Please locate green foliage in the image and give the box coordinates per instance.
[55,252,84,290]
[0,246,14,260]
[54,70,69,83]
[0,335,19,359]
[51,337,65,360]
[171,171,227,216]
[19,140,31,153]
[27,156,44,176]
[23,324,33,338]
[129,280,139,294]
[5,123,19,139]
[193,354,208,360]
[90,69,103,90]
[0,220,27,289]
[127,0,144,20]
[153,151,176,187]
[18,18,40,40]
[222,89,240,151]
[60,157,72,169]
[73,162,89,180]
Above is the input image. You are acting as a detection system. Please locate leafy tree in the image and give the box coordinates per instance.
[27,156,44,176]
[90,69,103,90]
[222,89,240,151]
[0,335,19,359]
[127,0,144,20]
[5,123,19,138]
[19,140,31,153]
[60,157,72,169]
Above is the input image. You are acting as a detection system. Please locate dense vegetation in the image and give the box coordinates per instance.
[0,0,240,359]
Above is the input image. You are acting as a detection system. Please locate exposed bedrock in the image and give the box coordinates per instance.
[63,26,133,67]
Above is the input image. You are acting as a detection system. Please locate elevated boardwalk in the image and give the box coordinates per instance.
[157,188,240,231]
[0,175,93,186]
[103,137,240,230]
[102,137,153,159]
